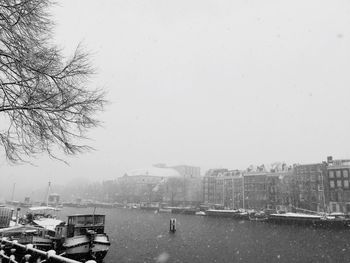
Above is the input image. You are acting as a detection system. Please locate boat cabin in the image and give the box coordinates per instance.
[27,206,60,221]
[0,225,52,246]
[66,214,106,237]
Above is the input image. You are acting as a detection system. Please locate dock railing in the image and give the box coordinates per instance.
[0,238,96,263]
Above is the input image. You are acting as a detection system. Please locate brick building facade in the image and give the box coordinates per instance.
[326,158,350,213]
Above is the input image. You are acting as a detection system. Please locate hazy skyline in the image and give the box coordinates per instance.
[1,0,350,195]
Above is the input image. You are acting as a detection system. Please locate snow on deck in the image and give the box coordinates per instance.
[270,213,321,218]
[33,218,63,231]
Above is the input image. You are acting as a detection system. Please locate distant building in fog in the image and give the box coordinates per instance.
[203,165,293,210]
[116,165,202,205]
[48,193,60,206]
[293,163,327,212]
[154,163,201,178]
[171,165,201,178]
[326,157,350,213]
[244,172,267,209]
[117,166,181,203]
[203,169,243,209]
[202,156,350,213]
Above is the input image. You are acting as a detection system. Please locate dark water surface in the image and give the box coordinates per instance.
[60,207,350,263]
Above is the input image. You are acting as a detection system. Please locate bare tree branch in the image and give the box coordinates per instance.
[0,0,106,163]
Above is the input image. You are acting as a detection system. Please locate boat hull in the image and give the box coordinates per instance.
[63,234,110,261]
[171,208,197,215]
[205,210,249,220]
[267,213,350,229]
[205,210,239,218]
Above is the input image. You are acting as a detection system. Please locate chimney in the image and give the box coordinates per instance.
[327,156,333,164]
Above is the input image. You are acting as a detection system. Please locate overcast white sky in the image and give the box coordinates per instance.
[1,0,350,197]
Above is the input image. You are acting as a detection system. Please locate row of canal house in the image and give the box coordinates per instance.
[203,165,292,210]
[326,157,350,213]
[202,157,350,213]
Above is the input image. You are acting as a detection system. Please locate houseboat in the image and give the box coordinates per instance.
[205,209,240,218]
[140,202,160,211]
[267,212,350,228]
[205,209,250,220]
[55,214,110,262]
[170,207,198,215]
[0,225,54,250]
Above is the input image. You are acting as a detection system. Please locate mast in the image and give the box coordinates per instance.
[222,178,225,207]
[44,181,51,206]
[232,177,235,209]
[214,178,216,205]
[242,175,245,210]
[321,170,327,213]
[183,174,186,206]
[11,183,16,202]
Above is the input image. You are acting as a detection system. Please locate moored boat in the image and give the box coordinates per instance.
[267,212,350,228]
[195,211,206,216]
[205,209,249,220]
[267,212,323,226]
[0,225,54,250]
[55,214,110,262]
[170,207,198,215]
[26,206,64,232]
[248,211,268,222]
[140,202,160,211]
[158,208,172,213]
[205,209,240,218]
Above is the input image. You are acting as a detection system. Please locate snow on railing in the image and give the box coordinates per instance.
[0,238,96,263]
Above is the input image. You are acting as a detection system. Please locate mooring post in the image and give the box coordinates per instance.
[169,218,176,233]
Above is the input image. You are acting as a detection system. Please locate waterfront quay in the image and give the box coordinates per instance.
[61,207,350,263]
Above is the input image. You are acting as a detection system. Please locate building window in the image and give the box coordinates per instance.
[344,180,349,188]
[330,192,336,201]
[330,180,335,188]
[336,170,342,178]
[329,171,335,179]
[311,184,316,191]
[310,174,316,182]
[332,204,337,212]
[343,170,349,178]
[337,180,342,188]
[346,204,350,213]
[337,192,342,202]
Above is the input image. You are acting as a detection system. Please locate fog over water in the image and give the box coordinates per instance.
[61,207,350,263]
[1,0,350,197]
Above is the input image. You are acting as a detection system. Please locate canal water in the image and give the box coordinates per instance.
[60,207,350,263]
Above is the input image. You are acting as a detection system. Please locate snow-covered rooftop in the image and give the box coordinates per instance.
[127,167,181,178]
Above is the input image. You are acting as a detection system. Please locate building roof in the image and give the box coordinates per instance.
[127,167,182,178]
